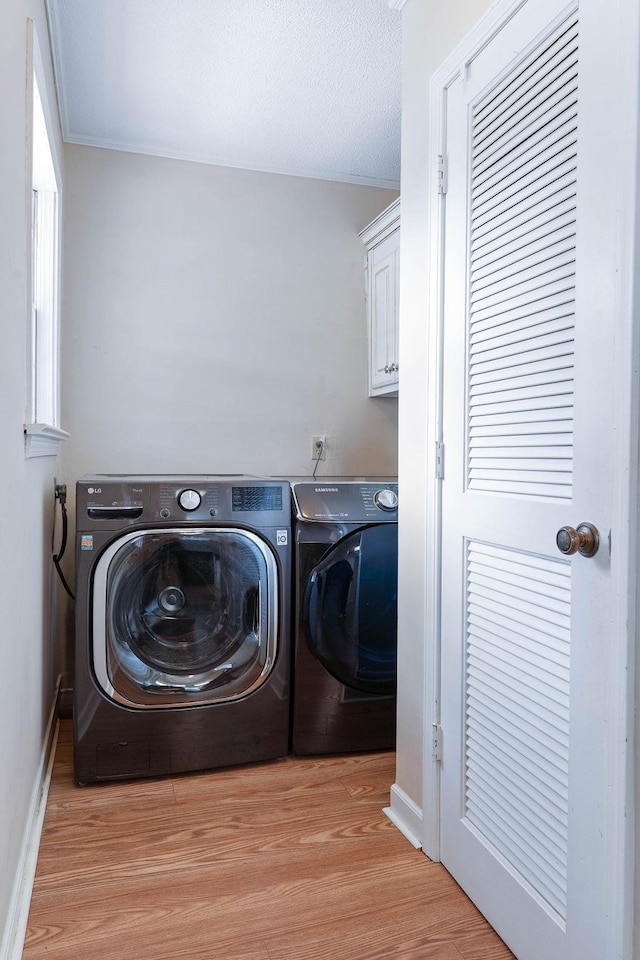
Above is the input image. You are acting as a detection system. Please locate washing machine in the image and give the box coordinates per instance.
[291,480,398,755]
[74,475,291,784]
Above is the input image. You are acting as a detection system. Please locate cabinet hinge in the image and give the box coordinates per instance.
[432,723,443,762]
[435,441,445,479]
[437,154,448,195]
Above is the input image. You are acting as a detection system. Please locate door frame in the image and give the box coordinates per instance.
[420,0,639,954]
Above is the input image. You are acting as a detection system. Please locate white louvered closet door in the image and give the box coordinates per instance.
[438,1,627,958]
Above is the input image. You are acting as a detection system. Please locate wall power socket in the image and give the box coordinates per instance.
[311,435,327,460]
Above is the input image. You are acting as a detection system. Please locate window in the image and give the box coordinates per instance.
[25,23,68,457]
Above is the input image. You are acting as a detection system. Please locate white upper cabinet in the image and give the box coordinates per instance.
[360,198,400,397]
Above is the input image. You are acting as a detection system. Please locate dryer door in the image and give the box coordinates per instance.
[303,524,397,694]
[92,528,278,708]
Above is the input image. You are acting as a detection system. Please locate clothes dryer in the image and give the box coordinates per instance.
[74,476,291,784]
[291,481,398,755]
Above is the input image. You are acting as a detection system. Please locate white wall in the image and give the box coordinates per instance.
[60,146,398,480]
[392,0,494,839]
[0,2,64,956]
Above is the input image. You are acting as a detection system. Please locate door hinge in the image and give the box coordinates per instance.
[437,154,448,195]
[435,441,445,479]
[432,722,443,762]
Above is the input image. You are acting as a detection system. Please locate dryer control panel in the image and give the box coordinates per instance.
[292,481,398,522]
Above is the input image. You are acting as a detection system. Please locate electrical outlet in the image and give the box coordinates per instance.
[311,435,326,460]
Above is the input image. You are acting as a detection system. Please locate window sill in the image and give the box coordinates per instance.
[24,422,70,458]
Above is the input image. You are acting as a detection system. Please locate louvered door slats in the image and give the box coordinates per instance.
[471,403,572,425]
[472,19,578,135]
[465,794,566,910]
[474,70,577,170]
[471,339,573,375]
[468,541,571,582]
[469,478,571,499]
[471,280,574,332]
[472,356,573,385]
[469,646,569,711]
[469,598,570,653]
[466,740,567,828]
[472,34,578,160]
[473,107,577,195]
[472,187,576,260]
[473,125,577,215]
[465,535,571,919]
[472,223,576,288]
[470,407,572,428]
[472,165,576,235]
[477,328,573,373]
[466,12,577,501]
[471,460,571,478]
[468,617,569,677]
[472,182,576,252]
[472,82,577,183]
[468,605,569,654]
[472,132,577,222]
[469,654,568,719]
[471,271,575,325]
[469,702,568,786]
[472,207,576,274]
[467,693,568,776]
[472,330,573,369]
[467,691,568,776]
[470,366,574,398]
[467,677,569,775]
[470,385,573,414]
[472,457,573,478]
[467,768,568,873]
[470,480,570,496]
[468,567,570,615]
[473,79,577,184]
[471,302,573,346]
[471,232,575,296]
[471,432,572,451]
[466,760,568,863]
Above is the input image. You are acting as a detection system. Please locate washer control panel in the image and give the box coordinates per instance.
[292,481,398,522]
[77,476,291,527]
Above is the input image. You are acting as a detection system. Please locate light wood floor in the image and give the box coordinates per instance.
[23,721,514,960]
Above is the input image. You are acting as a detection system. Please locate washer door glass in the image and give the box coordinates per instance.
[93,528,278,708]
[303,524,397,695]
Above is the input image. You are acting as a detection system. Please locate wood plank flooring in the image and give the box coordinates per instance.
[23,721,514,960]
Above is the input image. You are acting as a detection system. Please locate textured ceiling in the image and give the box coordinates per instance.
[47,0,401,188]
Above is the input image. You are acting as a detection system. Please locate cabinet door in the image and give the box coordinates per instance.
[369,231,399,395]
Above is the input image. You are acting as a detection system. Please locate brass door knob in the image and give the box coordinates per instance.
[556,522,600,558]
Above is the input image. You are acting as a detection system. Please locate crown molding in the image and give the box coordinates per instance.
[63,135,401,190]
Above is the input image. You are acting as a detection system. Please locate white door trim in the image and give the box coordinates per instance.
[604,2,640,952]
[421,0,535,864]
[421,1,639,954]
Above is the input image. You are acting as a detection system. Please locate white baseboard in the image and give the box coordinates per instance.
[0,682,60,960]
[383,782,423,849]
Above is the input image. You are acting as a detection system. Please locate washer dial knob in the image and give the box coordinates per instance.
[374,488,398,512]
[178,488,201,512]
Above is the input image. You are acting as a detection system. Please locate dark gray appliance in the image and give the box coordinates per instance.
[291,481,398,755]
[74,476,291,784]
